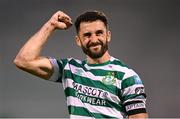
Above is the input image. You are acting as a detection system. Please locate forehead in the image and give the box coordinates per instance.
[79,20,106,33]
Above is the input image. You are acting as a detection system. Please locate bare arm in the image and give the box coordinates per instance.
[14,11,72,80]
[128,113,148,119]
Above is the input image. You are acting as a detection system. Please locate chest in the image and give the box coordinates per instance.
[63,64,124,102]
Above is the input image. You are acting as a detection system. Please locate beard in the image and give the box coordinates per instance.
[81,39,108,59]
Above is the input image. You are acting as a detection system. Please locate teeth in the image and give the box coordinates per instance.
[91,45,100,48]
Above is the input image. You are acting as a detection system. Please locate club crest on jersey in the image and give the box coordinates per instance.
[102,72,116,85]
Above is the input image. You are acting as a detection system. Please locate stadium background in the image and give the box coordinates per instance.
[0,0,180,118]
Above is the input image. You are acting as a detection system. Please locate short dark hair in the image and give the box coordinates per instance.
[74,10,108,33]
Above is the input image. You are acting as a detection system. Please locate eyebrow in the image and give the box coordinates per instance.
[83,29,104,36]
[95,30,104,34]
[83,32,91,37]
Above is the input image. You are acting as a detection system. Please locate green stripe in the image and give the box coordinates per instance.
[123,93,145,101]
[64,87,76,97]
[68,106,117,119]
[57,58,68,68]
[121,76,141,89]
[68,59,85,69]
[123,94,137,101]
[86,60,111,66]
[64,87,124,112]
[64,70,119,96]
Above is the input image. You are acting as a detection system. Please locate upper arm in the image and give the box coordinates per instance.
[121,70,147,117]
[14,56,53,80]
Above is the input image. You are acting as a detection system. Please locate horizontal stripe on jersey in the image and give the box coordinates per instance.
[67,96,125,118]
[69,106,117,118]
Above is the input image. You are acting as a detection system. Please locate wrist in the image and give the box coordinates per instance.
[42,21,56,33]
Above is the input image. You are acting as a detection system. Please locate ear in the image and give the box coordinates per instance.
[107,30,111,42]
[75,35,81,47]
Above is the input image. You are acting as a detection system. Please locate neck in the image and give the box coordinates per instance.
[86,51,111,64]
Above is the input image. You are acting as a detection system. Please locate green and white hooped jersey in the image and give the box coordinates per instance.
[49,56,147,119]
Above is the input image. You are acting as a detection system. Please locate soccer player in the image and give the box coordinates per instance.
[14,10,148,118]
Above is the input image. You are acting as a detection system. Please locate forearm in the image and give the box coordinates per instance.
[15,22,54,61]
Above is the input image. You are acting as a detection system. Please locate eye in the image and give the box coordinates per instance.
[83,32,91,38]
[96,30,103,36]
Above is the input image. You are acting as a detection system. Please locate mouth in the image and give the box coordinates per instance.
[87,42,102,48]
[90,44,100,48]
[89,45,101,51]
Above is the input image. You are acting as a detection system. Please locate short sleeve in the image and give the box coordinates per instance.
[121,71,147,116]
[48,58,65,83]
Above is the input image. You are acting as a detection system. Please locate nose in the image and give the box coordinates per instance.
[90,33,99,42]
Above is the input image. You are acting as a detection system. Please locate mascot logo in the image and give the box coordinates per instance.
[102,72,116,85]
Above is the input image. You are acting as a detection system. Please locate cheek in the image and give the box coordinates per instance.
[80,39,89,48]
[100,34,107,41]
[82,38,90,44]
[101,36,108,42]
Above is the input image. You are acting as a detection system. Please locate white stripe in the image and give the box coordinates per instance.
[70,115,94,119]
[124,98,146,105]
[64,78,121,104]
[48,58,60,82]
[67,57,82,64]
[67,96,124,118]
[64,64,122,89]
[122,84,144,96]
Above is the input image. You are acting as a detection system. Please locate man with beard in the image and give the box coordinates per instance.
[14,10,148,118]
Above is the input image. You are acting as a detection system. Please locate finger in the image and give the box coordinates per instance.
[58,15,72,24]
[59,11,72,21]
[58,16,73,27]
[56,22,67,29]
[56,19,72,29]
[52,11,72,29]
[56,11,71,20]
[57,11,72,23]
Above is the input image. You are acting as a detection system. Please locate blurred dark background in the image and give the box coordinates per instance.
[0,0,180,118]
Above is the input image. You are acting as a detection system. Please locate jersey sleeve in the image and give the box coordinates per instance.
[121,70,147,116]
[48,57,67,83]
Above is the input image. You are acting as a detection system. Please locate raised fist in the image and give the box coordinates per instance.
[48,11,72,30]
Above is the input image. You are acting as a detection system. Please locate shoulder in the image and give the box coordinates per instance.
[110,57,139,80]
[110,56,129,68]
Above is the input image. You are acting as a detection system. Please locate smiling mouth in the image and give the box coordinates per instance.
[89,45,101,51]
[91,45,100,48]
[90,44,101,48]
[87,41,102,48]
